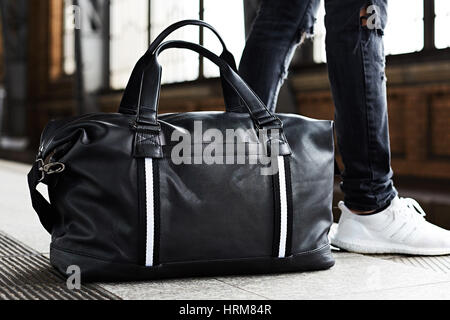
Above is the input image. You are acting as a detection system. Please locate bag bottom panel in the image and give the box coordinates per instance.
[50,244,335,282]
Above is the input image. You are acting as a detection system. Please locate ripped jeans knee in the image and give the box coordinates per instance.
[299,0,322,40]
[278,0,322,84]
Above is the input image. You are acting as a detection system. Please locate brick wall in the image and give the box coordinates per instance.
[293,62,450,180]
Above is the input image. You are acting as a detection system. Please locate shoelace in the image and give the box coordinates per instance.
[393,197,426,222]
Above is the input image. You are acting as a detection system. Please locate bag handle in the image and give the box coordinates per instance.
[119,20,243,114]
[132,40,291,158]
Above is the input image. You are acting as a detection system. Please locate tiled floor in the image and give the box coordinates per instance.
[99,252,450,300]
[2,159,450,300]
[0,231,120,300]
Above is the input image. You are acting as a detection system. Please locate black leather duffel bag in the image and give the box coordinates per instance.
[28,20,335,282]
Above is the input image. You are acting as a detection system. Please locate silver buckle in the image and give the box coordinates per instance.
[36,159,45,182]
[37,159,65,182]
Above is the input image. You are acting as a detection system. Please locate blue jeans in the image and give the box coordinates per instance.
[239,0,398,211]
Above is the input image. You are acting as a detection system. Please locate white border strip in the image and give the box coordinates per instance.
[145,158,155,267]
[277,156,288,258]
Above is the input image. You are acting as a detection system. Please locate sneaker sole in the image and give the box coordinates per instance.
[331,238,450,256]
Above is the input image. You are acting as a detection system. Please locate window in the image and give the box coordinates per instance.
[64,0,245,89]
[202,0,245,78]
[110,0,149,89]
[149,0,200,84]
[313,1,326,64]
[148,0,245,85]
[435,0,450,49]
[63,0,76,75]
[312,0,446,64]
[384,0,424,55]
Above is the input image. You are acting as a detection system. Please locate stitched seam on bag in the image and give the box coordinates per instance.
[293,242,331,256]
[295,177,334,183]
[50,243,331,266]
[51,243,121,263]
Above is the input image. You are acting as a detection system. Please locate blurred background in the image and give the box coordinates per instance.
[0,0,449,224]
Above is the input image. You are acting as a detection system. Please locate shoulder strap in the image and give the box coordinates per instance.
[27,161,55,234]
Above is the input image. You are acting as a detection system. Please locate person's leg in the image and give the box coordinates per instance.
[239,0,321,113]
[324,0,397,212]
[326,0,450,255]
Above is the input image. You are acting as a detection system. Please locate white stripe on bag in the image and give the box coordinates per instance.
[145,158,154,267]
[278,156,288,258]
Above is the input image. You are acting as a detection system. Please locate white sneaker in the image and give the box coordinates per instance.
[330,197,450,255]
